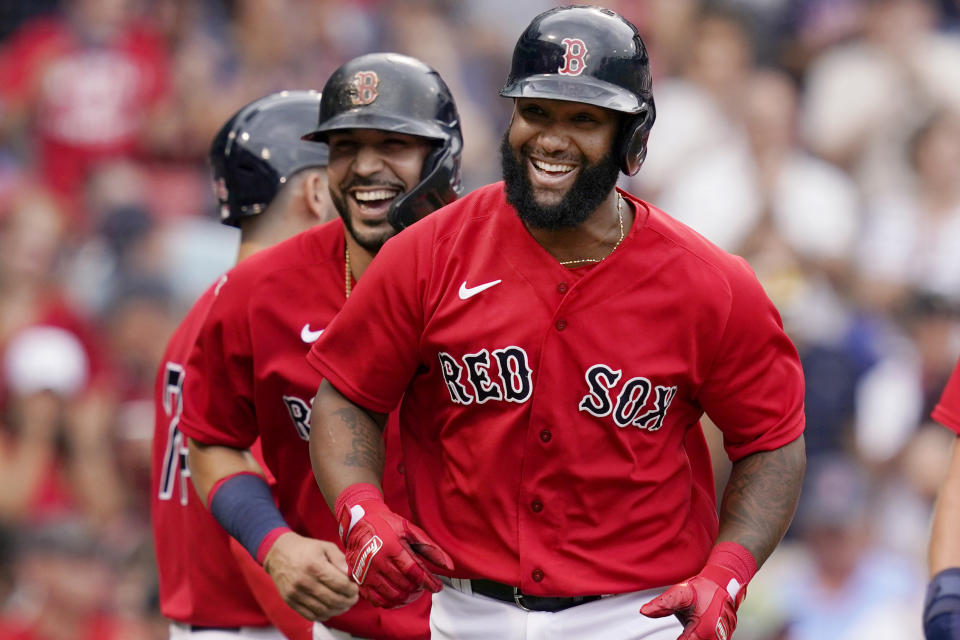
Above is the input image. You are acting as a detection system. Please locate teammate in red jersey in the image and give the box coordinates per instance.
[179,53,462,640]
[925,357,960,639]
[151,90,336,640]
[307,7,806,640]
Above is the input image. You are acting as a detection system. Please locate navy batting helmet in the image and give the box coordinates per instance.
[302,52,463,230]
[210,90,329,227]
[500,5,656,176]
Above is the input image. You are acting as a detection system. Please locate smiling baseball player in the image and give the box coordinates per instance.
[306,6,806,640]
[178,53,463,640]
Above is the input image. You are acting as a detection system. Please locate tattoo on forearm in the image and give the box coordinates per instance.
[334,406,384,472]
[719,438,805,566]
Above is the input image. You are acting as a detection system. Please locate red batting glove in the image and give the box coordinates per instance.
[640,542,757,640]
[335,482,454,609]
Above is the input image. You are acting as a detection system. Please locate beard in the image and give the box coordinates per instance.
[500,132,621,230]
[330,177,404,253]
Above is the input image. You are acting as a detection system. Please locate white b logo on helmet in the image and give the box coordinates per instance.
[558,38,588,76]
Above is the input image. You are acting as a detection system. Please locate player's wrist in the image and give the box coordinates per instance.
[256,526,294,565]
[208,471,291,565]
[701,541,757,607]
[334,482,385,544]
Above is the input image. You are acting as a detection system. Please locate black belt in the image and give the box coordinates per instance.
[189,626,241,633]
[469,579,602,612]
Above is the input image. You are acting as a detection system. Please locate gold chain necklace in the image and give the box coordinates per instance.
[345,245,352,298]
[558,193,625,267]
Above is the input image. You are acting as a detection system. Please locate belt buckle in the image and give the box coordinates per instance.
[512,586,532,611]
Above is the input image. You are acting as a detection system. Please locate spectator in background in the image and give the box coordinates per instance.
[158,0,358,163]
[0,520,150,639]
[631,5,756,239]
[800,0,960,196]
[0,326,89,523]
[855,110,960,314]
[0,0,173,224]
[758,456,924,640]
[0,185,124,529]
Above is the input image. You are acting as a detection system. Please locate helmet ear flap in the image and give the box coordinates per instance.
[619,99,656,176]
[386,133,463,231]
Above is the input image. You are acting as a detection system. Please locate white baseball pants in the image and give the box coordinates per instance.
[430,584,684,639]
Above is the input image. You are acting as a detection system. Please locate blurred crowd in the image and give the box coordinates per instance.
[0,0,957,638]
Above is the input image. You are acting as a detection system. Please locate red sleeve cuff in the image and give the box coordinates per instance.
[256,526,293,565]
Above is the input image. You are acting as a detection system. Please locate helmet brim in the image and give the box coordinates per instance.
[301,110,451,143]
[500,75,645,114]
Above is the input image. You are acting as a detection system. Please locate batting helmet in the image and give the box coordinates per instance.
[302,52,463,230]
[210,90,329,227]
[500,5,656,176]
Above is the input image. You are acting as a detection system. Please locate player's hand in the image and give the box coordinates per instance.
[640,542,755,640]
[263,531,359,621]
[336,482,454,608]
[640,573,741,640]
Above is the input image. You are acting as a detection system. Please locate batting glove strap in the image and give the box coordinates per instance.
[334,482,385,545]
[333,483,454,609]
[701,542,758,608]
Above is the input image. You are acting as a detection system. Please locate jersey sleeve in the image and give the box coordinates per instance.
[933,358,960,436]
[696,257,806,461]
[307,228,427,414]
[179,275,259,449]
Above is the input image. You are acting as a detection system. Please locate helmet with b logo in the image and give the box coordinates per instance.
[302,52,463,230]
[210,90,329,227]
[500,5,656,176]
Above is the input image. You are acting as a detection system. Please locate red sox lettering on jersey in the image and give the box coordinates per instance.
[308,183,805,598]
[438,350,677,431]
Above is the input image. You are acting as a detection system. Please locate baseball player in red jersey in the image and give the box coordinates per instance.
[925,357,960,639]
[306,7,807,640]
[152,91,336,640]
[179,53,462,640]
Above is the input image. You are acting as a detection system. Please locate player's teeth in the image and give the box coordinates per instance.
[532,159,574,173]
[354,190,398,201]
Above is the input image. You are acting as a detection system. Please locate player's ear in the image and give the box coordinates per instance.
[304,169,333,222]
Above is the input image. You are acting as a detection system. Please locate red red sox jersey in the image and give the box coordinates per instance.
[177,220,428,639]
[933,357,960,435]
[308,182,806,597]
[151,280,269,627]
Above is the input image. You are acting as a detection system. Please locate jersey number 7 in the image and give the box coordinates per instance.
[158,362,191,505]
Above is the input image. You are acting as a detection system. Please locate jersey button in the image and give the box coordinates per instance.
[555,319,567,331]
[539,429,552,443]
[531,499,543,513]
[532,569,545,582]
[397,463,406,475]
[557,282,568,294]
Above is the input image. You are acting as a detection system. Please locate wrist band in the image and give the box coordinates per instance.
[208,471,291,565]
[925,567,960,640]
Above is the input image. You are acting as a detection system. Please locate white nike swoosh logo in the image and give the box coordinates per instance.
[300,324,324,343]
[458,279,502,300]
